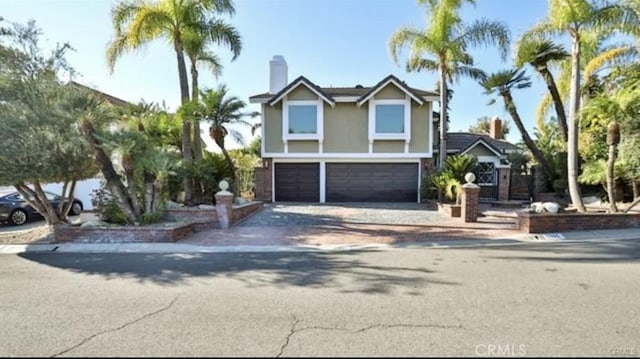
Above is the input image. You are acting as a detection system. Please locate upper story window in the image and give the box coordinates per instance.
[375,104,405,134]
[369,99,411,141]
[288,105,317,134]
[283,99,323,141]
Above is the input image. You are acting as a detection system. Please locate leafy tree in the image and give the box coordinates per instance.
[523,0,640,212]
[0,20,98,226]
[228,150,259,197]
[388,0,510,168]
[468,116,510,137]
[480,69,555,182]
[582,76,640,211]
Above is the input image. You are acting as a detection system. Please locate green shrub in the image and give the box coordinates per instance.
[141,209,164,225]
[91,183,129,225]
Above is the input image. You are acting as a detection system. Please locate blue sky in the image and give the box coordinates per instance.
[3,0,552,149]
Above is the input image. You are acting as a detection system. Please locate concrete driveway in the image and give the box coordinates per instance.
[240,203,448,227]
[183,203,521,247]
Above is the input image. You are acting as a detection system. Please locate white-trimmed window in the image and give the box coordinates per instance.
[369,98,411,141]
[283,99,323,141]
[375,104,404,134]
[288,105,317,134]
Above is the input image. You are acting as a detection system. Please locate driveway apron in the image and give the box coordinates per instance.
[182,203,520,247]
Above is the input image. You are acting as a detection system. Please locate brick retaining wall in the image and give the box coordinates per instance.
[54,222,196,243]
[232,202,264,223]
[518,212,640,233]
[55,202,264,243]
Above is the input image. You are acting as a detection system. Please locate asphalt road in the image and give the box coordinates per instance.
[1,239,639,357]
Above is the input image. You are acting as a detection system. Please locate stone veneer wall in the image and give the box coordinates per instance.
[518,212,640,233]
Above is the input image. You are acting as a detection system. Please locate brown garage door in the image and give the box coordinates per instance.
[326,163,418,202]
[274,163,320,202]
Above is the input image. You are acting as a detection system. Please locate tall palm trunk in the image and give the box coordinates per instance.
[190,59,204,203]
[502,91,555,182]
[538,66,568,142]
[122,153,143,217]
[567,36,586,212]
[175,38,193,203]
[438,62,448,169]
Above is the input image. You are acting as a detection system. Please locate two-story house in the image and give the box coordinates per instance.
[250,56,439,203]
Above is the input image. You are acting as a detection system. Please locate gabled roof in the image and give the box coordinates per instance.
[69,81,131,107]
[267,76,335,107]
[356,74,432,106]
[438,132,519,155]
[461,138,506,157]
[249,77,439,104]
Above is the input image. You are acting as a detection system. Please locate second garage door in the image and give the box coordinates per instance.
[326,163,418,202]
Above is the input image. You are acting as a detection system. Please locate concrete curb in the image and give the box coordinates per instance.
[1,231,637,254]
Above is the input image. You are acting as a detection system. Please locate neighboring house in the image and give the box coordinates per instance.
[433,116,523,200]
[43,82,131,210]
[250,56,439,203]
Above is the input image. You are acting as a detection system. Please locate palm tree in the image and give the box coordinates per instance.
[516,39,569,142]
[183,12,241,202]
[107,0,237,203]
[199,85,258,195]
[523,0,640,212]
[389,0,510,168]
[480,69,555,182]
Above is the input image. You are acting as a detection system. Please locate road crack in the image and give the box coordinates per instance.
[51,295,180,357]
[276,315,299,357]
[298,323,462,334]
[275,320,460,357]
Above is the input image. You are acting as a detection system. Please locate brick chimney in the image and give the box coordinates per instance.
[490,116,503,140]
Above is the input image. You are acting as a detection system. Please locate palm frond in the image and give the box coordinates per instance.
[388,26,426,65]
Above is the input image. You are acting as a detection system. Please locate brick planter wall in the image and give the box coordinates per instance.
[232,202,264,223]
[54,202,264,243]
[518,212,640,233]
[54,222,196,243]
[164,208,218,225]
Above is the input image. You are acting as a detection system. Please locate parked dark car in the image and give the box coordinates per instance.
[0,190,83,225]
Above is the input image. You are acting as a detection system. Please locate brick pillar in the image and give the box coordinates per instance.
[497,165,511,201]
[461,183,481,222]
[215,190,234,229]
[254,159,272,202]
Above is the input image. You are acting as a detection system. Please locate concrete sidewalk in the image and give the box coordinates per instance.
[0,228,638,254]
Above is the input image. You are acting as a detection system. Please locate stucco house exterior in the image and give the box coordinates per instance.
[250,56,439,203]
